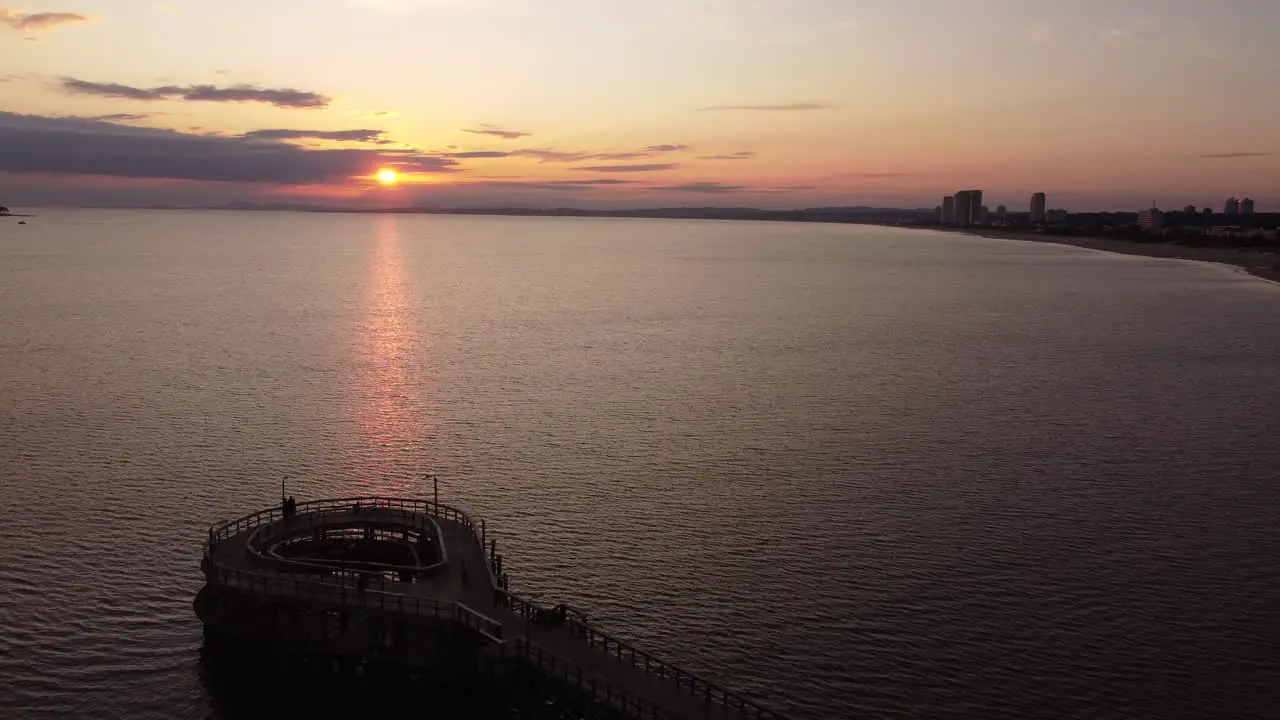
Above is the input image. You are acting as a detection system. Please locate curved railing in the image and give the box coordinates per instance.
[245,506,449,578]
[208,496,493,575]
[205,559,505,641]
[207,496,487,550]
[204,497,786,720]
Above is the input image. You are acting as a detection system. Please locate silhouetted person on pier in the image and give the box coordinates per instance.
[460,559,470,588]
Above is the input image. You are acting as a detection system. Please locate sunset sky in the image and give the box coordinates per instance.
[2,0,1278,210]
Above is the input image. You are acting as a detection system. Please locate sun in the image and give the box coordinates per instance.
[377,168,399,185]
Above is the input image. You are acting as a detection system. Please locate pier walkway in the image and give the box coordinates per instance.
[203,497,787,720]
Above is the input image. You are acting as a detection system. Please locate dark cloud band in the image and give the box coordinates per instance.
[61,78,329,109]
[1,10,91,31]
[0,112,454,184]
[243,128,388,143]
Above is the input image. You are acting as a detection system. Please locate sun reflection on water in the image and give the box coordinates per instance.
[352,216,432,492]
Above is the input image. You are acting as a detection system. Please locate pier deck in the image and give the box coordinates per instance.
[201,497,786,720]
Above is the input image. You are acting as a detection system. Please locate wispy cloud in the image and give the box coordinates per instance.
[243,128,390,143]
[460,125,531,140]
[60,78,330,109]
[89,113,151,122]
[553,178,635,185]
[647,181,744,193]
[580,151,650,161]
[698,103,833,112]
[472,178,641,191]
[508,148,586,162]
[445,150,510,158]
[844,172,910,178]
[1200,152,1272,159]
[1,9,92,31]
[570,163,677,173]
[509,145,687,163]
[0,112,458,184]
[507,148,640,163]
[698,151,755,160]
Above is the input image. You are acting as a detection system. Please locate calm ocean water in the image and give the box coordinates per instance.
[1,210,1278,719]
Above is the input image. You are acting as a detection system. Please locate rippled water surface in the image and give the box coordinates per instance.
[2,210,1278,719]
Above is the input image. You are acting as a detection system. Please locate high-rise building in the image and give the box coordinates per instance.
[1224,197,1240,214]
[1030,193,1047,223]
[953,190,983,226]
[942,195,956,225]
[1138,208,1164,231]
[977,205,989,224]
[1241,198,1255,214]
[1183,205,1197,213]
[954,191,973,227]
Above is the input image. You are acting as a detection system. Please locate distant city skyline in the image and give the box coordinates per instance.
[1,0,1278,209]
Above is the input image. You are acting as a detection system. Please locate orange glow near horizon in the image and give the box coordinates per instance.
[6,0,1280,210]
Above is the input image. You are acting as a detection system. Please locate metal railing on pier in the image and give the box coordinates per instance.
[498,589,785,720]
[498,638,681,720]
[568,620,786,720]
[207,561,505,641]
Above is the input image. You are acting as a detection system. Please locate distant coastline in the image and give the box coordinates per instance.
[8,204,1279,284]
[219,202,1280,286]
[958,228,1280,285]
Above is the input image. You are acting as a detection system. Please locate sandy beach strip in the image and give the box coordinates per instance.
[956,228,1280,284]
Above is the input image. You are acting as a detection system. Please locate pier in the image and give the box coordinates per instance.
[196,496,789,719]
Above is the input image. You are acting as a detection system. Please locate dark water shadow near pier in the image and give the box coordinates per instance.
[196,637,586,720]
